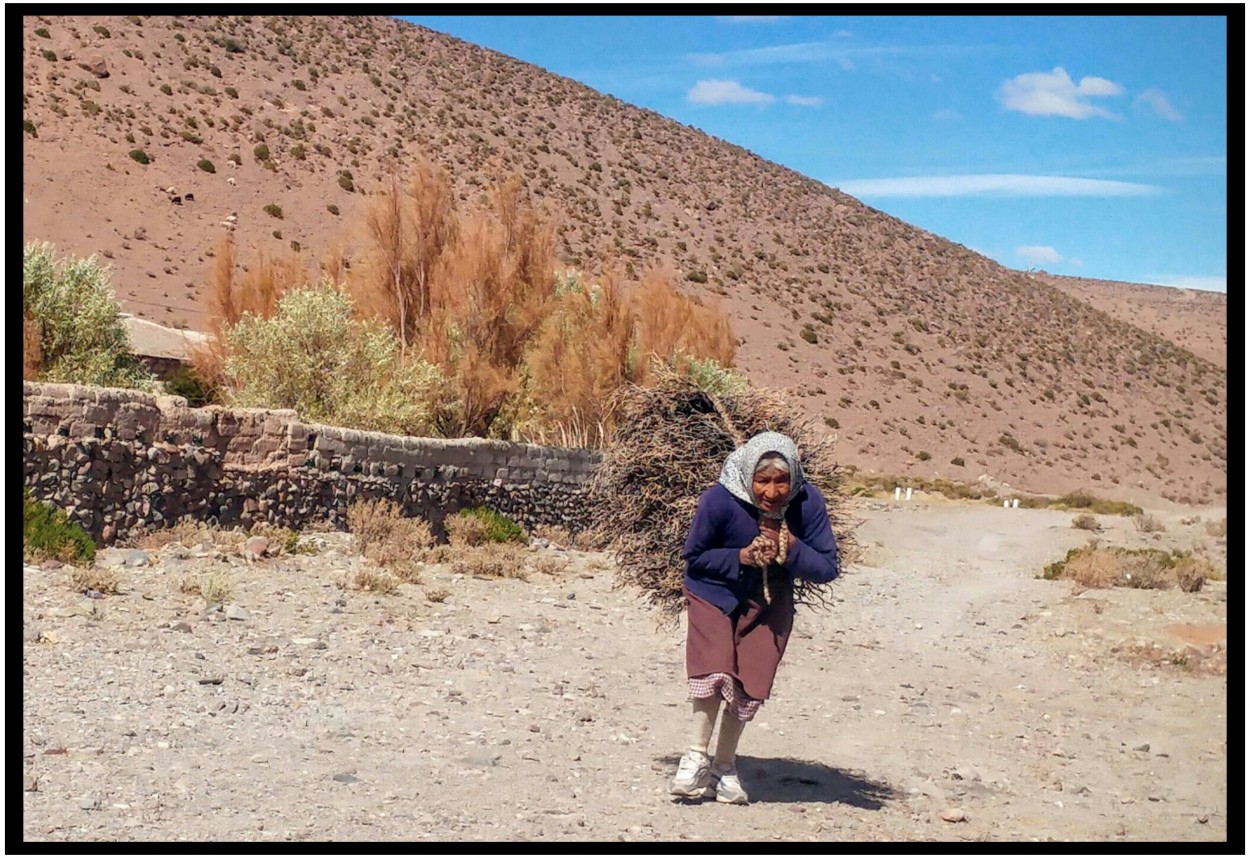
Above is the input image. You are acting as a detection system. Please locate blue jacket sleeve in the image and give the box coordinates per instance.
[782,487,840,583]
[682,487,743,582]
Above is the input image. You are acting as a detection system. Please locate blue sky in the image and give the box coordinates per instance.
[400,14,1230,293]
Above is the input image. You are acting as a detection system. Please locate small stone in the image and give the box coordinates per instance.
[170,621,193,633]
[24,775,38,792]
[224,605,248,621]
[332,773,359,784]
[241,536,270,562]
[78,797,101,811]
[1133,743,1150,752]
[940,808,967,823]
[529,724,541,733]
[1197,815,1209,824]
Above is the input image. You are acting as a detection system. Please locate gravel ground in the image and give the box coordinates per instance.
[21,498,1228,843]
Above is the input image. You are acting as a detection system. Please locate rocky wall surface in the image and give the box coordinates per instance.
[22,382,598,543]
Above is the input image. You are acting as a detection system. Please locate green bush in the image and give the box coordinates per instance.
[253,142,270,161]
[197,158,215,173]
[220,282,443,437]
[800,326,818,344]
[163,365,215,407]
[23,241,154,389]
[43,49,58,62]
[916,450,931,461]
[337,174,355,192]
[685,270,708,284]
[128,148,150,164]
[35,27,51,38]
[263,203,283,219]
[450,506,527,545]
[24,489,96,564]
[24,119,37,137]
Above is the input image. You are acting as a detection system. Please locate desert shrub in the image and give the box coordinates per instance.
[1134,513,1166,533]
[350,567,400,594]
[24,119,38,137]
[128,148,150,164]
[532,524,575,547]
[916,451,931,461]
[449,544,528,579]
[181,569,236,604]
[130,518,241,552]
[197,158,216,173]
[800,326,818,344]
[35,27,50,38]
[227,152,242,164]
[219,282,443,437]
[446,506,527,547]
[253,143,270,161]
[43,49,58,62]
[69,564,121,595]
[950,457,965,467]
[1204,517,1226,537]
[685,270,708,283]
[23,489,96,564]
[263,203,283,219]
[1071,514,1100,531]
[1054,490,1142,517]
[23,242,154,389]
[338,174,355,191]
[346,497,434,582]
[326,203,339,216]
[1042,545,1216,592]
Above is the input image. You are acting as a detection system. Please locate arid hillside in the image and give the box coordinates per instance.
[21,14,1227,506]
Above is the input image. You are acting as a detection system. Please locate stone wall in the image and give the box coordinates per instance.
[22,382,599,544]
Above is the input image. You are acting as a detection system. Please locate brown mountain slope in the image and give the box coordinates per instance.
[21,14,1227,506]
[1029,273,1227,370]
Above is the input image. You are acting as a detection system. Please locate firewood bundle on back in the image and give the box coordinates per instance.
[588,365,856,619]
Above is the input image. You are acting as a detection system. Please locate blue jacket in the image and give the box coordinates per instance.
[682,481,840,614]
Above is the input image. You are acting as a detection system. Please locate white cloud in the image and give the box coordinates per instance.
[1142,275,1227,292]
[716,16,785,23]
[785,94,824,107]
[1134,88,1183,121]
[996,67,1124,119]
[687,79,775,105]
[1016,245,1063,265]
[832,174,1161,198]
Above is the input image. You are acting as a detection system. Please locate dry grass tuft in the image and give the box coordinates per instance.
[449,544,528,579]
[589,363,856,619]
[350,567,402,594]
[179,569,236,605]
[1133,513,1166,533]
[1204,517,1227,537]
[1112,642,1226,676]
[130,519,246,551]
[69,564,121,595]
[529,554,573,577]
[1071,514,1101,532]
[346,498,434,581]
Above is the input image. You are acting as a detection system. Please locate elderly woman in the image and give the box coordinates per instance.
[669,431,840,804]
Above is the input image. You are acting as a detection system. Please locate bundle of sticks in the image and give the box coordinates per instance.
[589,365,856,619]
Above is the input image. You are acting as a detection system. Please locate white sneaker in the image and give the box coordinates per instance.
[713,768,750,804]
[669,750,714,798]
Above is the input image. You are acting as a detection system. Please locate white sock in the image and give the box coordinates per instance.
[712,713,747,772]
[690,696,721,756]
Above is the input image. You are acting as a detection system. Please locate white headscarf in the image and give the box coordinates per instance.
[717,431,805,519]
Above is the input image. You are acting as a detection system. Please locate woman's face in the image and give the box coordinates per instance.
[751,464,791,516]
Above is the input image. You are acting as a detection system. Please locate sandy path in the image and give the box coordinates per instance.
[21,498,1227,843]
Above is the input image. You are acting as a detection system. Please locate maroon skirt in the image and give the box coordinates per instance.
[684,579,795,701]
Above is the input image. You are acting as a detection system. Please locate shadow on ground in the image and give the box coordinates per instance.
[655,753,897,807]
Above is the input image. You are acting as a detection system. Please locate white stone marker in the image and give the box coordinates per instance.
[905,487,913,501]
[894,487,901,501]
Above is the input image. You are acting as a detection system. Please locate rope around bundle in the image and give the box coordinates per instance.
[588,365,857,622]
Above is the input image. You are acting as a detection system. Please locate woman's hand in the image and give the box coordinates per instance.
[739,534,777,567]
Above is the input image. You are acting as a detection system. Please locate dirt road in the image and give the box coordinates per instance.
[22,498,1228,843]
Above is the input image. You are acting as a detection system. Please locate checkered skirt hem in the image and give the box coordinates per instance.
[688,672,763,721]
